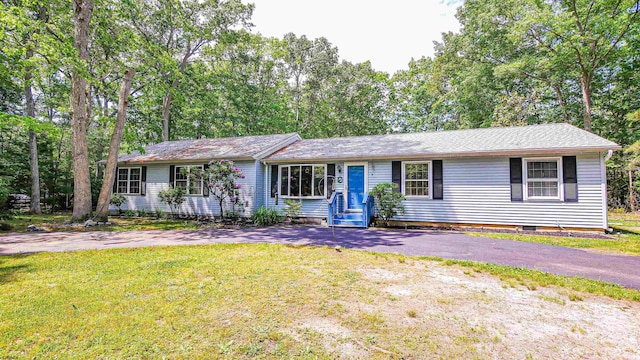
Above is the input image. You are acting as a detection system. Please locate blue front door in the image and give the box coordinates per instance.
[347,165,365,211]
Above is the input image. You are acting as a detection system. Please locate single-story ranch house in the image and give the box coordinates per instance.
[110,123,620,231]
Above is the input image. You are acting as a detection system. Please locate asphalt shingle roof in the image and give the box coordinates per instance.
[266,124,620,161]
[117,133,299,164]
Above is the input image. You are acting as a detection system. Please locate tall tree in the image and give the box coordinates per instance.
[127,0,253,141]
[70,0,94,221]
[23,5,48,214]
[524,0,640,131]
[94,69,135,221]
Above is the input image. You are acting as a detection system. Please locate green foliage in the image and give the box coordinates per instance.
[155,208,165,219]
[283,199,302,219]
[158,187,186,216]
[251,206,282,226]
[370,182,406,227]
[194,160,245,219]
[109,194,126,214]
[0,177,10,209]
[0,0,638,212]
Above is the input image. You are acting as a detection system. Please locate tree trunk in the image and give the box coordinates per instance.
[94,69,136,222]
[552,84,570,124]
[24,46,41,214]
[161,90,173,142]
[161,78,180,142]
[70,0,95,222]
[579,75,592,132]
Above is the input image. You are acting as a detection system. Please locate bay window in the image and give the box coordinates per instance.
[280,164,326,198]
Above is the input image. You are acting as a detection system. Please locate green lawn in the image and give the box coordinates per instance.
[609,211,640,232]
[1,244,639,358]
[0,213,201,233]
[467,232,640,256]
[467,212,640,256]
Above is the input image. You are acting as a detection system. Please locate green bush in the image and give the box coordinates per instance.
[124,209,136,218]
[370,182,406,227]
[155,208,165,219]
[251,206,282,226]
[0,177,10,209]
[158,187,186,217]
[0,222,12,231]
[283,199,302,219]
[109,193,126,214]
[136,209,150,217]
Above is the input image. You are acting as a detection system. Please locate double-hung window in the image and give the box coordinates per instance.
[524,158,561,200]
[116,168,141,194]
[403,161,431,197]
[175,165,203,195]
[280,164,326,198]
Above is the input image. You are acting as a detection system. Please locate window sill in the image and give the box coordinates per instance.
[117,193,142,196]
[404,196,433,200]
[523,198,563,202]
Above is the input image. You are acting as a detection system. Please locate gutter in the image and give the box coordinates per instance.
[603,149,614,161]
[264,146,621,164]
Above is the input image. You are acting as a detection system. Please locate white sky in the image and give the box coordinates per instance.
[248,0,462,74]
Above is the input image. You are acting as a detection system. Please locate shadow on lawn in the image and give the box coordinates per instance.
[0,256,30,284]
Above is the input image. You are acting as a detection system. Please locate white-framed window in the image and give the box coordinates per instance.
[116,167,141,194]
[403,161,431,198]
[279,164,326,198]
[175,165,203,195]
[523,158,562,200]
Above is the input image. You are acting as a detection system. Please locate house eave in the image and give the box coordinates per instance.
[116,156,255,166]
[263,146,621,163]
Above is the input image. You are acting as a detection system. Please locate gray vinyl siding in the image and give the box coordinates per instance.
[368,153,605,229]
[265,153,605,228]
[254,160,265,209]
[265,162,345,218]
[110,160,259,217]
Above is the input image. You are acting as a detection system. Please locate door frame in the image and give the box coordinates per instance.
[344,162,368,212]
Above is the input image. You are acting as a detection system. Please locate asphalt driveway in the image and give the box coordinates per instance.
[1,226,639,289]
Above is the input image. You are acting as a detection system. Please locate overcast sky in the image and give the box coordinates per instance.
[248,0,462,75]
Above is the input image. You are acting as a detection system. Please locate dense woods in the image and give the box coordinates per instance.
[1,0,638,216]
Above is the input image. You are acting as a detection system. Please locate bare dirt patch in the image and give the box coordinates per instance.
[338,260,640,359]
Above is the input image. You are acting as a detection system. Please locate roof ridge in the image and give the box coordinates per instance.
[297,123,577,141]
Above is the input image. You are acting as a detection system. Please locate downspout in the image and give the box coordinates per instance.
[602,150,614,231]
[604,149,613,162]
[262,160,268,208]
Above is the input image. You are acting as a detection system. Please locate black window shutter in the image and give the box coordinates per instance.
[112,166,119,193]
[327,164,335,199]
[203,164,209,197]
[562,156,578,202]
[270,165,278,198]
[509,158,523,201]
[169,165,175,187]
[392,161,402,193]
[141,166,147,196]
[433,160,443,200]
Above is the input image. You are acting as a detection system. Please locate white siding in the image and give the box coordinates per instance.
[368,153,606,229]
[110,160,259,217]
[254,160,265,209]
[265,162,345,218]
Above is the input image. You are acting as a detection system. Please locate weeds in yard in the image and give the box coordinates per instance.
[1,244,638,358]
